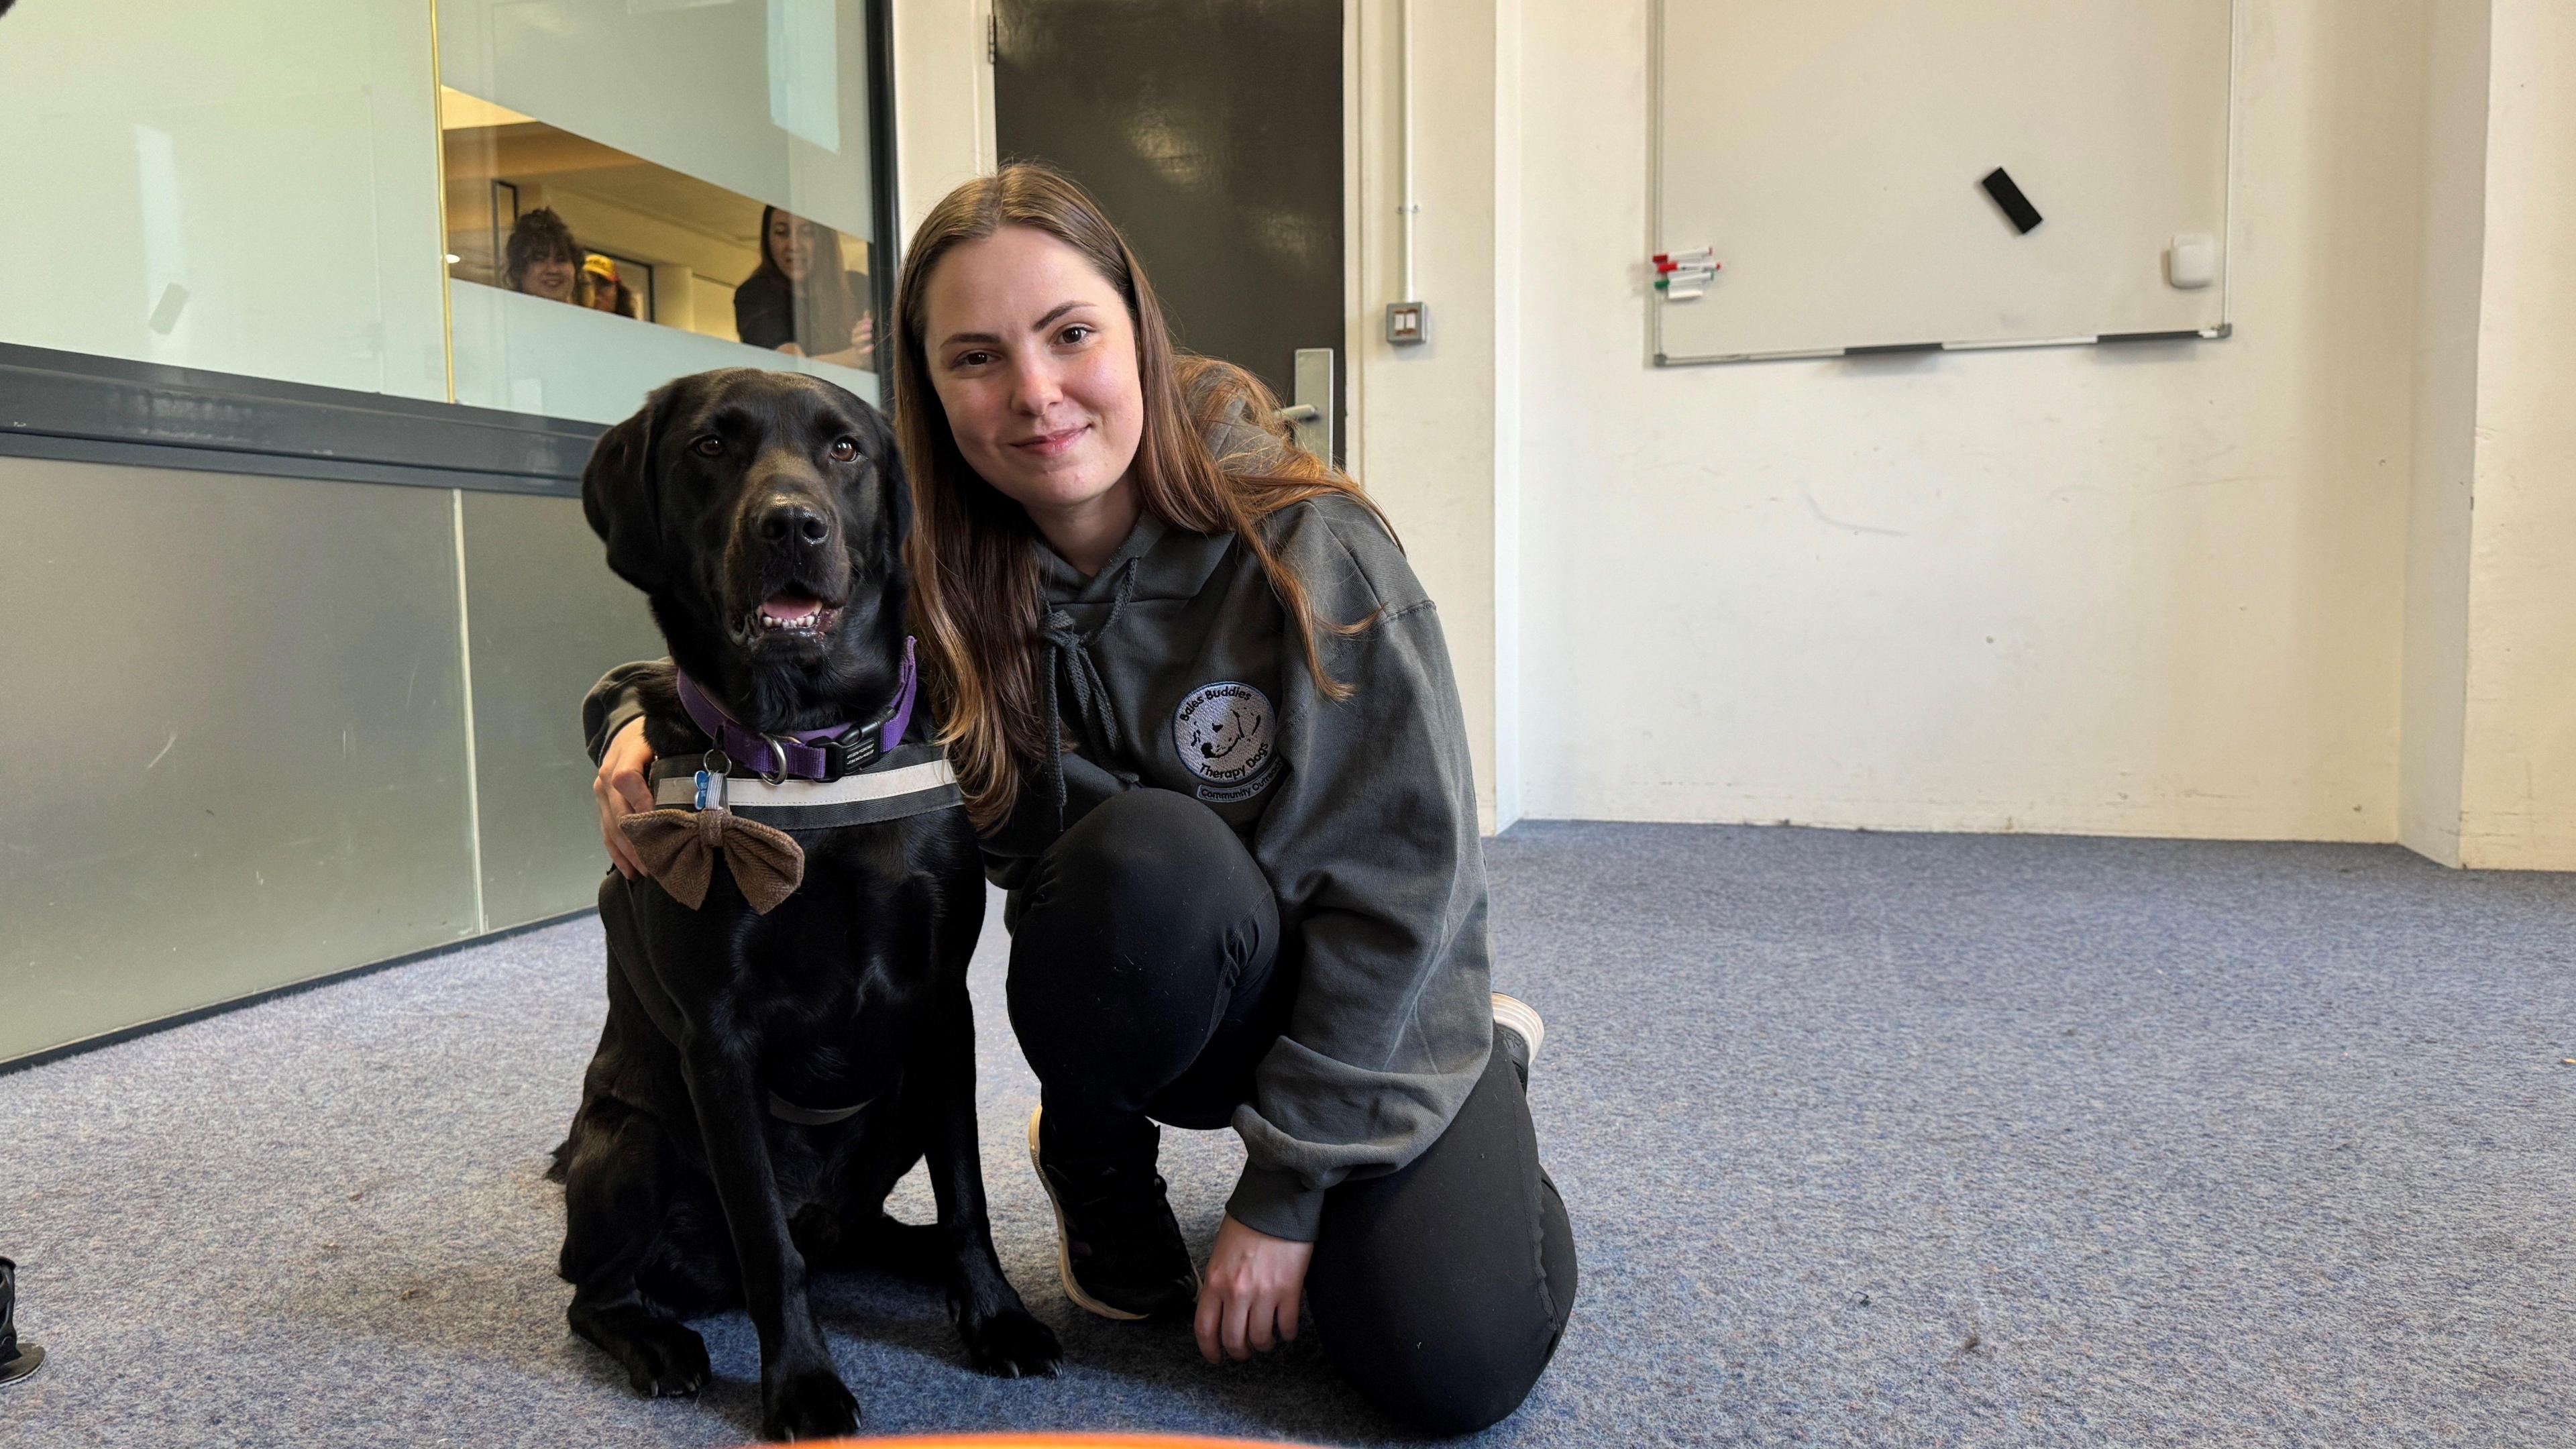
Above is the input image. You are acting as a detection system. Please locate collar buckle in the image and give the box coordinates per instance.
[818,724,883,782]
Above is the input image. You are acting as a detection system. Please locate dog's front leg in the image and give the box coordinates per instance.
[679,1031,861,1440]
[918,983,1064,1377]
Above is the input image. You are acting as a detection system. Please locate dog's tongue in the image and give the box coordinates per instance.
[763,591,822,623]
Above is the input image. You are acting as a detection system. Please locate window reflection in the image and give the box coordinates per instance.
[441,87,877,351]
[739,207,877,372]
[438,85,881,421]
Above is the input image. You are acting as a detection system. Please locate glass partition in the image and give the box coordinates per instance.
[0,0,893,423]
[0,0,449,400]
[436,0,888,421]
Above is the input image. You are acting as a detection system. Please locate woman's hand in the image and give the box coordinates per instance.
[594,716,657,879]
[776,341,807,358]
[848,313,876,354]
[1193,1212,1313,1363]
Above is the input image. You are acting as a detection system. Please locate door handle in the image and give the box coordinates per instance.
[1289,347,1334,463]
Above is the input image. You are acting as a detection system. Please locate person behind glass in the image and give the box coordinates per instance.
[734,205,877,370]
[503,207,581,304]
[580,254,639,319]
[587,164,1574,1434]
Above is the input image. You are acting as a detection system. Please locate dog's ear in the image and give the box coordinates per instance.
[582,387,669,593]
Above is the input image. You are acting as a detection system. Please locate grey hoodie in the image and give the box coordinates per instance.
[583,434,1494,1244]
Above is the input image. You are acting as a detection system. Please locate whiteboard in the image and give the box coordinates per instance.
[1651,0,2236,364]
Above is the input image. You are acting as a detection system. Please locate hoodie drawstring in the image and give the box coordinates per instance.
[1040,556,1139,830]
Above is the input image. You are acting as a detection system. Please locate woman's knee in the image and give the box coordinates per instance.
[1016,791,1272,965]
[1042,787,1262,910]
[1006,790,1276,1055]
[1316,1293,1558,1434]
[1309,1217,1568,1432]
[1307,1055,1576,1433]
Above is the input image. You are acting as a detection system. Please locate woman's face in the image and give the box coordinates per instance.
[922,225,1144,528]
[517,247,574,299]
[769,212,812,283]
[521,250,576,302]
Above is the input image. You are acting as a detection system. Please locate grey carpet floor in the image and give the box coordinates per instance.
[5,823,2575,1447]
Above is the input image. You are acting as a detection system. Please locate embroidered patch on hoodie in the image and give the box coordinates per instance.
[1173,682,1277,802]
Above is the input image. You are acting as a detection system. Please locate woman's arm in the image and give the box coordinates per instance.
[1231,594,1493,1239]
[799,311,877,370]
[584,660,671,877]
[1227,507,1496,1242]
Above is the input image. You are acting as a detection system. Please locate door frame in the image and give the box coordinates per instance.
[1340,0,1366,480]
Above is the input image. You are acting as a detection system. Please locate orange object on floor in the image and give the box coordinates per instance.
[777,1436,1311,1449]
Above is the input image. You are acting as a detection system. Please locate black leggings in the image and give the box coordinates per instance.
[1006,789,1578,1434]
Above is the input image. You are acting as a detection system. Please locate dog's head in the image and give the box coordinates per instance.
[582,368,910,727]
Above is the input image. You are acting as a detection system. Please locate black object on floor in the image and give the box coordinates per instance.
[0,1256,45,1388]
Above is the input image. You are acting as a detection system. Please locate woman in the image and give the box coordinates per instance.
[734,205,878,370]
[503,208,581,303]
[589,165,1575,1433]
[579,254,639,319]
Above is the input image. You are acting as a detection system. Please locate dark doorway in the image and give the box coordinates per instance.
[994,0,1344,462]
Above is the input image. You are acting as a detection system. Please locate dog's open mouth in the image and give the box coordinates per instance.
[740,590,843,645]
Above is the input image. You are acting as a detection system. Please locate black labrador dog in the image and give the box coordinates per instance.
[558,368,1059,1440]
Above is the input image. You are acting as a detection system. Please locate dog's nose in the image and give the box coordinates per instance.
[757,500,831,549]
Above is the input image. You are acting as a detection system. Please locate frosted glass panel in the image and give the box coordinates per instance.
[450,280,877,425]
[439,0,878,243]
[0,0,448,401]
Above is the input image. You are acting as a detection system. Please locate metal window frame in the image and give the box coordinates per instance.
[863,0,902,400]
[0,341,600,497]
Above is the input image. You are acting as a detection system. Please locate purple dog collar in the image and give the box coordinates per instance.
[676,637,920,784]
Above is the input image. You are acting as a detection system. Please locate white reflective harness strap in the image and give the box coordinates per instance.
[648,749,962,831]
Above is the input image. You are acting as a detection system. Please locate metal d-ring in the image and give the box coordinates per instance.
[755,735,792,786]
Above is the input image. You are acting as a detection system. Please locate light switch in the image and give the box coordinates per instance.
[1385,301,1428,347]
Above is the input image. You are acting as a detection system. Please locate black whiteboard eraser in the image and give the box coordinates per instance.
[1981,167,2043,234]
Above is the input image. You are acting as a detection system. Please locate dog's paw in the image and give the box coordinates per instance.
[959,1306,1065,1379]
[760,1367,861,1442]
[616,1320,711,1399]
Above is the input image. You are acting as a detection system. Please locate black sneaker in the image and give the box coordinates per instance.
[1026,1108,1201,1321]
[0,1257,43,1389]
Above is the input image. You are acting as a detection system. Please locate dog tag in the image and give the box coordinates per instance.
[694,750,731,812]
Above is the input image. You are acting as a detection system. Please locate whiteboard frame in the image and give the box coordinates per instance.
[1646,0,2241,368]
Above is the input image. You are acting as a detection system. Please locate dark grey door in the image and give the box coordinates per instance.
[994,0,1344,462]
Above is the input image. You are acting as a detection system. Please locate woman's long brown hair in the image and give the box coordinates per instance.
[893,163,1390,830]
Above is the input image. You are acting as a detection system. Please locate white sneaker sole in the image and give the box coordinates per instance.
[1026,1106,1155,1322]
[1492,993,1546,1067]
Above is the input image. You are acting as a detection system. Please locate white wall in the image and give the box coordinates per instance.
[1503,0,2429,841]
[2452,0,2576,867]
[881,0,2576,862]
[1347,0,1506,830]
[890,0,996,245]
[2398,0,2490,861]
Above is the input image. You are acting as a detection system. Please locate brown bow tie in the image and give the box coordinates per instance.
[619,809,806,914]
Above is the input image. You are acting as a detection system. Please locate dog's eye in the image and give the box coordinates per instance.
[828,437,860,463]
[690,435,724,458]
